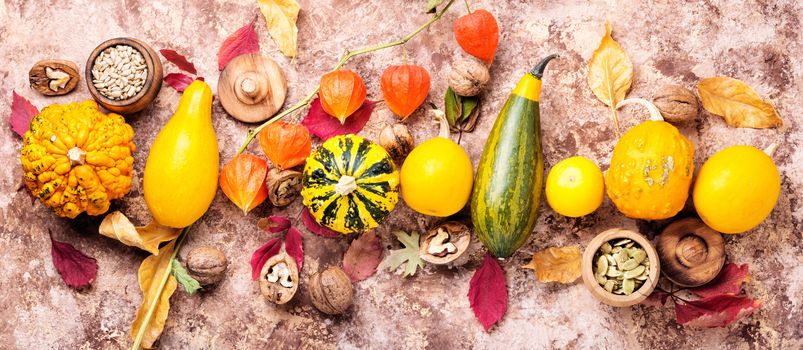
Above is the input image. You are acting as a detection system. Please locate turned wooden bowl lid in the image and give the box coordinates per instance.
[581,228,661,307]
[85,37,163,115]
[655,217,725,287]
[218,53,288,123]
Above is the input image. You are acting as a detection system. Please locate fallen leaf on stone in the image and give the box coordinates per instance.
[9,91,38,137]
[641,289,670,307]
[257,0,300,58]
[379,230,424,277]
[159,49,197,75]
[697,77,783,128]
[257,215,291,234]
[250,238,282,280]
[218,16,260,70]
[49,229,97,289]
[301,208,340,238]
[301,98,376,140]
[675,294,762,328]
[99,211,181,255]
[690,263,750,298]
[131,240,178,349]
[163,73,195,92]
[468,253,507,331]
[171,258,201,296]
[522,246,582,284]
[285,227,304,269]
[343,231,382,282]
[587,21,632,133]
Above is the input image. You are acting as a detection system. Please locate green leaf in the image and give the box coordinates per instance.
[171,258,201,296]
[460,95,479,123]
[425,0,445,13]
[444,87,462,128]
[380,231,425,277]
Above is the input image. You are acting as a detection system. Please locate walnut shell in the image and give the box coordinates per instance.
[419,221,472,265]
[309,266,353,315]
[266,168,302,207]
[186,246,228,285]
[29,59,80,96]
[259,253,299,304]
[652,85,699,124]
[448,59,490,97]
[378,123,414,161]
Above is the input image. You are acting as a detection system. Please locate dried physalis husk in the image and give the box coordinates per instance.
[419,222,471,265]
[378,123,414,161]
[266,168,302,207]
[309,266,353,314]
[259,253,299,304]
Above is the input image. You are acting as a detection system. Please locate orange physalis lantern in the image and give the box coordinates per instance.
[219,154,269,214]
[453,9,499,64]
[318,70,367,124]
[258,121,312,170]
[380,64,431,119]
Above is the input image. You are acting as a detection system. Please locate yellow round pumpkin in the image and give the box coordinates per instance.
[20,100,136,218]
[605,100,694,220]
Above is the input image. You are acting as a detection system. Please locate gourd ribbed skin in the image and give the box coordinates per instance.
[605,120,694,220]
[302,135,399,234]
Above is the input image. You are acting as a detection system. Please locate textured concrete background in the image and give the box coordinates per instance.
[1,0,801,349]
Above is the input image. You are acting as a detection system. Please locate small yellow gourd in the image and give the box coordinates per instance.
[605,99,694,220]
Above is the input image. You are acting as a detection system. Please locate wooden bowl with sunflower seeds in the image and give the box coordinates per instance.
[581,228,660,307]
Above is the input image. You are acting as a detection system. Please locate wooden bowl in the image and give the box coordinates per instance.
[581,228,661,307]
[85,37,163,114]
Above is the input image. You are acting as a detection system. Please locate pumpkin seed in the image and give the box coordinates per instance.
[606,266,622,278]
[622,278,635,294]
[595,255,608,275]
[621,258,640,271]
[615,250,629,265]
[606,255,616,266]
[601,242,612,254]
[594,238,651,296]
[631,249,647,264]
[604,280,615,292]
[595,273,608,285]
[611,246,622,253]
[614,239,632,246]
[624,265,646,278]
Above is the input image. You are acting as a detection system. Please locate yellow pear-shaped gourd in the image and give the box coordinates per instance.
[144,80,219,228]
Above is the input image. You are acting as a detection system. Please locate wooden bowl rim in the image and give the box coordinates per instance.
[581,228,661,307]
[85,37,159,108]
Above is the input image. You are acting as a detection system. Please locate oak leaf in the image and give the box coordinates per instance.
[9,91,38,137]
[257,0,300,58]
[49,229,98,289]
[697,77,783,128]
[379,231,424,277]
[218,16,260,70]
[468,253,507,331]
[675,294,762,328]
[99,211,181,255]
[131,240,178,349]
[343,231,382,282]
[301,98,376,140]
[522,246,582,284]
[587,21,632,133]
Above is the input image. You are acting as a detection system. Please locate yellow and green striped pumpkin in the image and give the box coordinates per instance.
[302,134,399,234]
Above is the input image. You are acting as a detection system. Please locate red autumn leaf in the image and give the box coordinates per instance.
[343,231,382,282]
[468,253,507,331]
[641,290,670,307]
[163,73,196,92]
[675,294,762,328]
[49,230,98,289]
[9,91,38,137]
[257,216,291,234]
[301,98,376,140]
[301,209,340,238]
[218,16,260,70]
[250,237,282,280]
[159,49,197,75]
[284,227,304,270]
[690,263,751,298]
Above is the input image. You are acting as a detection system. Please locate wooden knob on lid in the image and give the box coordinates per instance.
[218,53,287,123]
[656,218,725,287]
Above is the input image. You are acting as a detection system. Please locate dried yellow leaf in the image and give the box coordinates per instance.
[257,0,301,57]
[130,240,178,349]
[697,77,783,128]
[587,21,633,133]
[99,211,181,255]
[522,246,582,284]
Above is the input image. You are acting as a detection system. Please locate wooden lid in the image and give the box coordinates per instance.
[655,217,725,287]
[218,53,287,123]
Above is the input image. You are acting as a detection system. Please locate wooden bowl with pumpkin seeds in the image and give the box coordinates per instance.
[85,37,163,114]
[581,228,660,307]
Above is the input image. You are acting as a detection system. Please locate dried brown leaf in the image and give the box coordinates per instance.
[522,246,582,284]
[587,21,632,133]
[130,241,178,349]
[697,77,782,128]
[257,0,301,58]
[99,211,181,255]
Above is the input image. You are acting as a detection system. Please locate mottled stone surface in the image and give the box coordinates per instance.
[1,0,801,349]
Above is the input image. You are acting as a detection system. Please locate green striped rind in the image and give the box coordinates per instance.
[302,134,399,234]
[470,95,543,258]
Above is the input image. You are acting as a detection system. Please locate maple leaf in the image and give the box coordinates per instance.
[49,229,98,289]
[257,215,291,234]
[301,98,376,140]
[250,238,282,280]
[9,91,38,137]
[218,16,260,70]
[379,230,424,277]
[468,253,507,331]
[343,231,382,282]
[675,294,762,328]
[159,49,197,75]
[690,263,751,298]
[300,209,340,238]
[285,227,304,269]
[163,73,196,92]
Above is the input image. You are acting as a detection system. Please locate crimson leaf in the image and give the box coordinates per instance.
[641,290,670,307]
[285,227,304,269]
[159,49,197,75]
[675,294,762,328]
[690,263,750,298]
[163,73,195,92]
[343,231,382,282]
[49,230,98,289]
[301,209,339,238]
[10,91,38,137]
[217,16,259,70]
[301,98,376,140]
[257,216,291,234]
[468,253,507,331]
[249,238,281,280]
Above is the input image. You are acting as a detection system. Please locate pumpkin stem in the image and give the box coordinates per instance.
[530,54,559,79]
[763,143,778,157]
[334,175,358,196]
[67,147,86,166]
[431,109,451,138]
[616,98,664,122]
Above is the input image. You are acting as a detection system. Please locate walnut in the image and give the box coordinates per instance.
[186,246,228,286]
[266,168,302,207]
[652,85,699,124]
[28,59,80,96]
[419,222,472,265]
[448,59,490,97]
[309,266,353,315]
[378,123,414,161]
[259,253,299,304]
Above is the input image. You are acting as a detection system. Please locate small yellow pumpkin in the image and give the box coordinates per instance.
[605,99,694,220]
[20,100,136,218]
